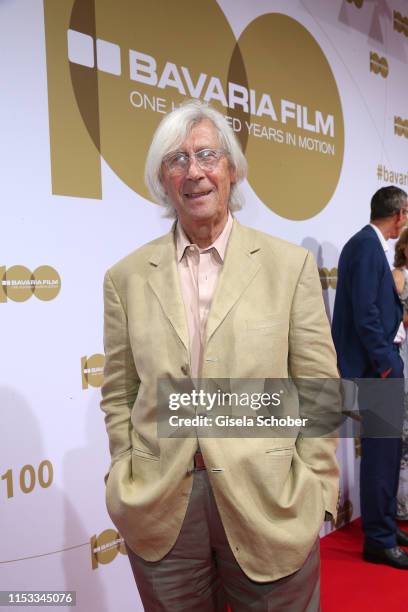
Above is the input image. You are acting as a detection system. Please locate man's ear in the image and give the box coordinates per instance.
[396,210,404,226]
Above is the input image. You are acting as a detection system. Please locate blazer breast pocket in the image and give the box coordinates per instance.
[245,317,288,336]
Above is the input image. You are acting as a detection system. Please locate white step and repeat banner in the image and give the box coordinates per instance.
[1,0,408,609]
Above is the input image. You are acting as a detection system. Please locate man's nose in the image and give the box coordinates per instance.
[185,155,205,179]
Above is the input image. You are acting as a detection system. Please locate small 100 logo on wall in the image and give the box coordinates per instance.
[81,354,105,389]
[394,116,408,139]
[370,52,388,78]
[331,499,353,530]
[319,267,337,290]
[90,529,127,569]
[0,265,61,302]
[394,11,408,37]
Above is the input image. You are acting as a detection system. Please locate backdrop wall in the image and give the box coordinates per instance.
[1,0,408,609]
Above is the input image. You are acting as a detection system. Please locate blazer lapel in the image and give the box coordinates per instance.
[147,229,189,351]
[206,220,261,343]
[146,220,262,349]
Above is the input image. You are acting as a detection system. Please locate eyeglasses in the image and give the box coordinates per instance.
[162,148,226,175]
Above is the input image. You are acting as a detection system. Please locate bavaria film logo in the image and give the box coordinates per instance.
[90,529,127,569]
[43,1,344,220]
[81,354,105,389]
[0,266,61,303]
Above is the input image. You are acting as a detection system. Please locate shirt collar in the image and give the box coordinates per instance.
[176,213,233,262]
[370,223,389,253]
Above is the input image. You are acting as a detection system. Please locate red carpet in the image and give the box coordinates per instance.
[321,518,408,611]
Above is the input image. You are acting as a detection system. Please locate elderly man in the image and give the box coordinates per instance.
[101,100,339,611]
[332,186,408,569]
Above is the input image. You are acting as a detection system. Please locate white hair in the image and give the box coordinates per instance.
[144,100,247,217]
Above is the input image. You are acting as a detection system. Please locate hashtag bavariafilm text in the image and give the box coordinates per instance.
[376,164,408,186]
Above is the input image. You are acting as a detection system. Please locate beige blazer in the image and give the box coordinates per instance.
[101,219,339,582]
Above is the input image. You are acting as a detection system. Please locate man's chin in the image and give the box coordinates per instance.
[183,194,213,208]
[182,200,215,219]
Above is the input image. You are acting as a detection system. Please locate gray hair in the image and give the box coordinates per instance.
[144,100,247,217]
[370,186,408,220]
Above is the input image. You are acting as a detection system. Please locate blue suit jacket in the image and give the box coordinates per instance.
[332,225,403,378]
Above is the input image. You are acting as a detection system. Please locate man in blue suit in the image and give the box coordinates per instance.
[332,186,408,569]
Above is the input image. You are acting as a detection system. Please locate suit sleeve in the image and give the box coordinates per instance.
[289,251,340,520]
[350,243,400,375]
[100,270,140,477]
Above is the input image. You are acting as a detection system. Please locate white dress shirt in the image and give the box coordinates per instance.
[370,223,405,344]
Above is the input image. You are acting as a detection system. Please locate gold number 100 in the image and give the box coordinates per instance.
[1,460,54,498]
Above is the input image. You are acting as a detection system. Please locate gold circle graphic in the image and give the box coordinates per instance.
[32,266,61,301]
[93,529,125,565]
[2,266,34,302]
[237,13,344,219]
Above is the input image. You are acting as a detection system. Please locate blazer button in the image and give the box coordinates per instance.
[181,364,189,375]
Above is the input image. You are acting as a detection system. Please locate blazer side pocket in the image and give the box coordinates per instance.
[132,448,159,461]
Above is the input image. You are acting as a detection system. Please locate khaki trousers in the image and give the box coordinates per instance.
[126,470,321,612]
